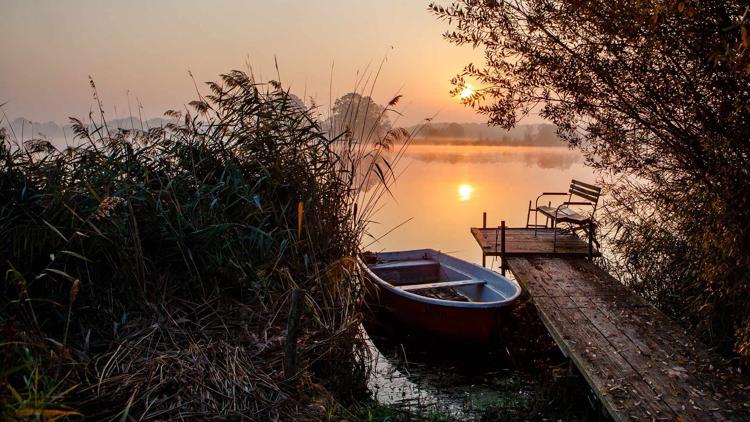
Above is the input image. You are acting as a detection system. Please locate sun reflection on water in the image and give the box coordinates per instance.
[458,183,474,201]
[367,145,593,264]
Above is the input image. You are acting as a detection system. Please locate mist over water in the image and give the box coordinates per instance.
[366,143,594,268]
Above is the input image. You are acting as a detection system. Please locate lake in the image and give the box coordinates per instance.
[362,143,598,418]
[366,144,596,269]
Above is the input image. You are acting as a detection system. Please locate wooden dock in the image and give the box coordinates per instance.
[471,224,750,420]
[509,257,749,420]
[471,227,600,258]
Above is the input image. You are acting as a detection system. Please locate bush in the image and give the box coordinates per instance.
[1,70,409,419]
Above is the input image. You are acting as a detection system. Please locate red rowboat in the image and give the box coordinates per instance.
[361,249,522,340]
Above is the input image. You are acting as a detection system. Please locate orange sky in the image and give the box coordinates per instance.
[0,1,543,126]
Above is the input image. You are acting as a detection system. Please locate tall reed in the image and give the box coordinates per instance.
[0,70,413,419]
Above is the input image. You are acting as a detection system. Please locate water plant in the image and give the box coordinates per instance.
[1,69,413,419]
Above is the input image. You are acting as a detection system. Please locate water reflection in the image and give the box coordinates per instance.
[457,183,474,201]
[363,298,593,419]
[368,144,595,266]
[365,331,520,419]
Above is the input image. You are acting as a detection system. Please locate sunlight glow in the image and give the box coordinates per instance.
[457,183,474,201]
[459,84,475,99]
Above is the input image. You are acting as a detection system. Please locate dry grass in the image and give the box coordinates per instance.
[0,69,415,420]
[79,300,309,420]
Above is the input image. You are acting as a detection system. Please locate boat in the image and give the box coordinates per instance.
[360,249,522,340]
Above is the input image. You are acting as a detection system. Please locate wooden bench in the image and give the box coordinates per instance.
[526,179,601,253]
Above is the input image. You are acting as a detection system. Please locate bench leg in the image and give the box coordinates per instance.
[553,219,557,253]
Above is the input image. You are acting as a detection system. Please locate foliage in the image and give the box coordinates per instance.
[1,344,80,421]
[431,0,750,363]
[329,92,392,141]
[421,122,465,138]
[0,70,410,418]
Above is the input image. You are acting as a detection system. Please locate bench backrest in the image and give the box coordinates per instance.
[569,179,601,210]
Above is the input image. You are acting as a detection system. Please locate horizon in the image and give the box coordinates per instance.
[2,115,555,127]
[1,115,566,149]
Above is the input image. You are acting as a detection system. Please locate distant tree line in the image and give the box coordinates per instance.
[4,91,393,149]
[416,122,564,146]
[2,117,175,149]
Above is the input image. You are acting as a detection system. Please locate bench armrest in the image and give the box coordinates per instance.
[535,192,569,208]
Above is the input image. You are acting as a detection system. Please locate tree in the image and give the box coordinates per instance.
[535,124,562,147]
[444,122,465,138]
[431,0,750,363]
[330,93,390,141]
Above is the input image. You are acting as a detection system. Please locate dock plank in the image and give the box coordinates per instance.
[535,296,670,420]
[574,299,719,421]
[507,256,750,421]
[471,227,599,257]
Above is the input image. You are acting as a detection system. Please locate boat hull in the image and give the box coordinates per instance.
[362,249,521,341]
[368,284,506,340]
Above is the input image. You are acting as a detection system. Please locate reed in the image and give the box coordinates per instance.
[0,69,413,419]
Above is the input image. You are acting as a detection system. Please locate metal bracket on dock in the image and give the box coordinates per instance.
[480,212,506,275]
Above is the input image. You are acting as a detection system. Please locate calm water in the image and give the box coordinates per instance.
[363,144,597,418]
[367,144,595,269]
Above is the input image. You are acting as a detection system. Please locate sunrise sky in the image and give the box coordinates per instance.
[0,0,541,126]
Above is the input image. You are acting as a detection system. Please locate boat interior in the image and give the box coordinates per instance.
[369,259,510,303]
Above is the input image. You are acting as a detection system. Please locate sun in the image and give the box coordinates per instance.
[459,84,475,99]
[458,183,474,201]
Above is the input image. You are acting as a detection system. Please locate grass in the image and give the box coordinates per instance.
[1,345,80,421]
[350,370,595,422]
[0,69,415,419]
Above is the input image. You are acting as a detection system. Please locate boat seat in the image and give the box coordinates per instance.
[399,279,485,291]
[370,259,437,270]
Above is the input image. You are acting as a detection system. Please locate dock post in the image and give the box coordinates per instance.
[526,200,532,228]
[482,212,487,267]
[500,221,506,276]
